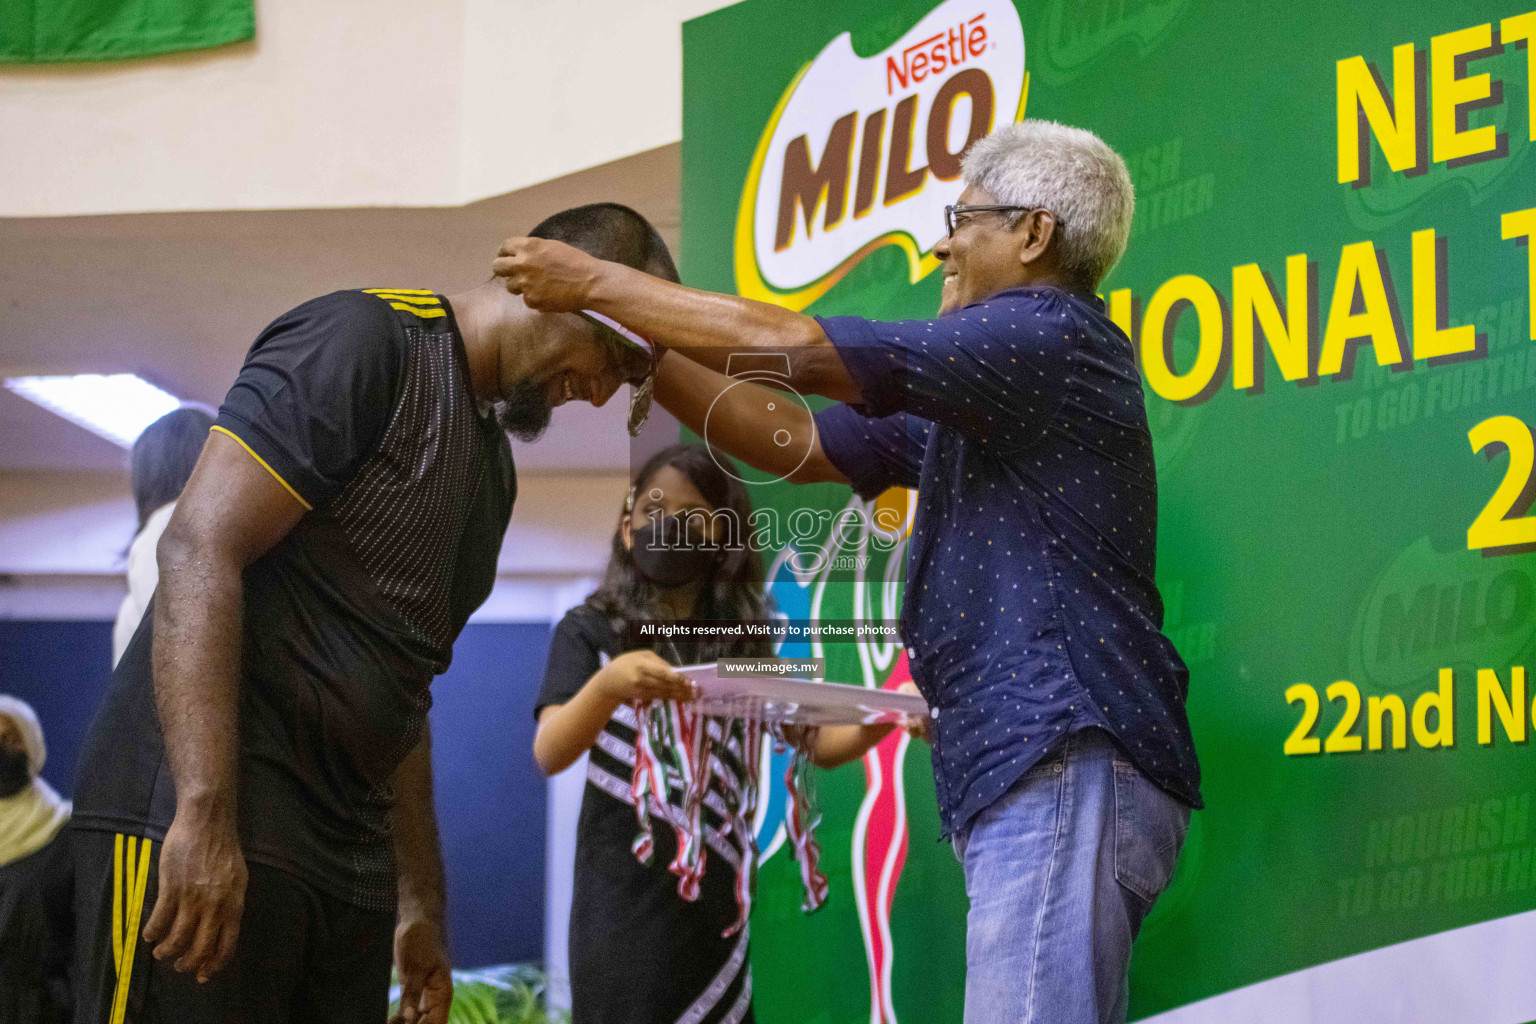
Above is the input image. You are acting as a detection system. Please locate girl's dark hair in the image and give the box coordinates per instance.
[588,444,772,660]
[130,406,214,533]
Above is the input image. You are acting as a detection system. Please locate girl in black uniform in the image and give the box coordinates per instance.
[534,444,904,1024]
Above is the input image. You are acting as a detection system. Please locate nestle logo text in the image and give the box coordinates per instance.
[886,14,988,95]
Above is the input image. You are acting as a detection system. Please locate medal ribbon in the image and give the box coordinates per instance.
[779,726,830,912]
[628,705,828,933]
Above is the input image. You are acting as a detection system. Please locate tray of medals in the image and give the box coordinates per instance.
[675,662,928,726]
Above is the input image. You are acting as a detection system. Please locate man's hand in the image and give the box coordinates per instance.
[494,236,862,402]
[392,917,452,1024]
[493,237,602,313]
[141,807,248,984]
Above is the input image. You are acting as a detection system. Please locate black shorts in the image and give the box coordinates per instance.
[0,829,73,1024]
[71,828,393,1024]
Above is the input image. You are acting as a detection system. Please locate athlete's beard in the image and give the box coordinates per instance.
[495,376,554,442]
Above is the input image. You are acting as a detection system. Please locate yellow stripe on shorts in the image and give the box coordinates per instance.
[110,834,153,1024]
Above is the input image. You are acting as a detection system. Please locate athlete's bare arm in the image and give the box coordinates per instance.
[494,237,864,403]
[391,728,453,1024]
[651,349,848,486]
[141,430,306,982]
[800,681,929,768]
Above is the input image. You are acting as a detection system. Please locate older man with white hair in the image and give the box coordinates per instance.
[496,119,1201,1024]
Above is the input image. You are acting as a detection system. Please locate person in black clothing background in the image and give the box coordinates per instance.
[0,695,73,1024]
[114,405,217,667]
[68,204,678,1024]
[535,445,914,1024]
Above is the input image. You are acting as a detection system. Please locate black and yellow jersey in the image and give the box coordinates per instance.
[71,289,515,912]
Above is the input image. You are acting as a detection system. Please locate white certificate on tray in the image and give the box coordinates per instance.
[675,663,928,726]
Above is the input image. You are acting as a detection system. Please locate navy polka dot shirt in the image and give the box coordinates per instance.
[813,286,1201,837]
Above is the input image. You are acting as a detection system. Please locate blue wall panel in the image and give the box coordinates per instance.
[429,622,552,968]
[0,620,114,796]
[0,618,551,970]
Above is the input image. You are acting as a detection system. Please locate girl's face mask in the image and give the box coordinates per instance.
[630,515,720,588]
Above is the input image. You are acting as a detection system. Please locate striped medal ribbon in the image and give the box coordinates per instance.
[664,699,711,901]
[721,716,764,938]
[780,728,830,913]
[629,699,670,865]
[629,704,829,933]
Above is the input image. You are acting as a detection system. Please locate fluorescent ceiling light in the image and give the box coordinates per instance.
[4,374,182,448]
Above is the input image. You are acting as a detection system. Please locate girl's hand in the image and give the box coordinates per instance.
[779,724,811,749]
[593,651,698,705]
[897,681,931,743]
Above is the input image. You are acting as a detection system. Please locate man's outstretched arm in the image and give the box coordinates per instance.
[493,237,863,403]
[142,430,307,982]
[652,350,848,485]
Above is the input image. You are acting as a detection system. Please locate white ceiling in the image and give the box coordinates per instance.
[0,144,681,475]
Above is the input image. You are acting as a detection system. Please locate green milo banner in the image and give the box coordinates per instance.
[0,0,254,63]
[680,1,1536,1021]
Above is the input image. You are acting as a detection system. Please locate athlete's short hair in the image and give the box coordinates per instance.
[529,203,680,284]
[960,120,1135,292]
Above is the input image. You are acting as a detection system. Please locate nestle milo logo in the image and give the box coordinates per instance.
[735,0,1027,311]
[1349,537,1535,692]
[1041,0,1185,77]
[883,14,991,94]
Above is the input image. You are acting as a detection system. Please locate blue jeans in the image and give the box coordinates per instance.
[951,728,1190,1024]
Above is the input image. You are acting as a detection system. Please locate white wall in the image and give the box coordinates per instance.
[543,750,587,1013]
[0,0,736,217]
[456,0,734,203]
[0,472,136,576]
[0,0,464,216]
[0,471,626,623]
[0,470,628,577]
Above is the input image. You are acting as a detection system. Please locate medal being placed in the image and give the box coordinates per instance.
[580,309,658,437]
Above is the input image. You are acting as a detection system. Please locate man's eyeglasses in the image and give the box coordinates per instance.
[943,204,1042,237]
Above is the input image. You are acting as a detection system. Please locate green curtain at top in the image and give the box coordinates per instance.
[0,0,253,63]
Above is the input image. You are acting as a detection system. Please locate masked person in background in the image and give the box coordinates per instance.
[114,406,216,668]
[0,696,73,1024]
[533,444,920,1024]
